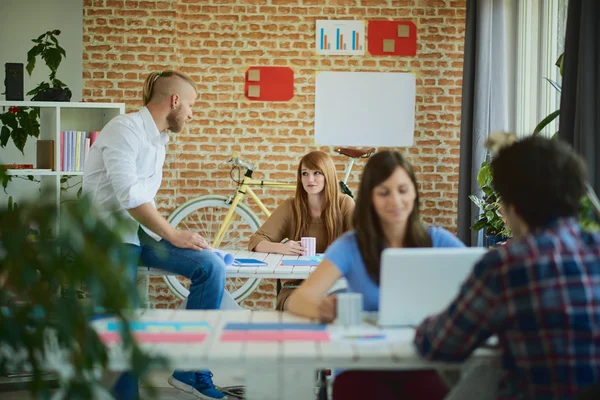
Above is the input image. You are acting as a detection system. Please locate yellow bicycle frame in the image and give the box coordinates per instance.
[213,176,295,247]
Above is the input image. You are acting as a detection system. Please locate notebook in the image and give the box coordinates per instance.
[232,258,268,267]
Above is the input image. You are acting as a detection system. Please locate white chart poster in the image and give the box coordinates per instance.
[316,20,365,56]
[314,72,416,147]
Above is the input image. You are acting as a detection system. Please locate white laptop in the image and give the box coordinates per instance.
[377,247,488,327]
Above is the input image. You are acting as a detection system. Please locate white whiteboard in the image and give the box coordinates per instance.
[314,72,416,147]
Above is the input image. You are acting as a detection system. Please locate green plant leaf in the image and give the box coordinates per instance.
[26,57,36,77]
[42,47,62,72]
[26,44,45,76]
[52,78,67,88]
[556,53,564,77]
[468,195,485,209]
[472,218,487,231]
[1,173,11,193]
[533,110,560,136]
[0,126,10,147]
[27,81,51,96]
[1,112,19,130]
[11,127,28,153]
[477,161,491,188]
[543,77,562,93]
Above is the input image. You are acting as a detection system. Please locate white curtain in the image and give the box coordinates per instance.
[457,0,518,246]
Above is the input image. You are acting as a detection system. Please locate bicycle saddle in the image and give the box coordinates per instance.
[335,147,376,158]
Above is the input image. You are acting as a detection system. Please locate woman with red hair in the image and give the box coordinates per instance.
[248,150,355,310]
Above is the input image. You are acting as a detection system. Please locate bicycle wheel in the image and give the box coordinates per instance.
[166,195,263,303]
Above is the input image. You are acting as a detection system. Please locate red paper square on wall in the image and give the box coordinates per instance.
[368,21,417,56]
[244,66,294,102]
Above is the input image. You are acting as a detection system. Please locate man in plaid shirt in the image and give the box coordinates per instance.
[415,135,600,399]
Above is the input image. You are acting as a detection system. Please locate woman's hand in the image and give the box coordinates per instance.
[317,295,337,323]
[279,240,305,256]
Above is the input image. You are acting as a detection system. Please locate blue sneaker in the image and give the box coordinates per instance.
[168,370,227,400]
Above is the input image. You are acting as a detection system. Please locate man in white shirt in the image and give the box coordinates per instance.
[83,70,227,400]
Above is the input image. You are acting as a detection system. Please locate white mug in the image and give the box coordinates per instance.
[301,237,316,256]
[336,292,363,326]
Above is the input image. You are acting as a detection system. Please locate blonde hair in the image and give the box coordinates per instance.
[142,70,197,106]
[292,151,342,246]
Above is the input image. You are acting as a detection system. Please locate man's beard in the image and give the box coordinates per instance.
[166,109,184,133]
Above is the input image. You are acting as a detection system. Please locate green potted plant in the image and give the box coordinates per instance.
[0,29,71,154]
[26,29,71,101]
[0,105,40,153]
[0,167,165,398]
[468,159,511,246]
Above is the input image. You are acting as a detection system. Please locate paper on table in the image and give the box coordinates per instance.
[220,331,330,342]
[100,331,209,344]
[221,322,330,342]
[328,327,415,345]
[212,249,235,265]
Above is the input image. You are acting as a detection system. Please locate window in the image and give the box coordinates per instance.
[515,0,569,138]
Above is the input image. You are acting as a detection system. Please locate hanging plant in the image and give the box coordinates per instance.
[0,105,40,153]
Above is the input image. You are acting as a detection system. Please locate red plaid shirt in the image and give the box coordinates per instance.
[414,218,600,399]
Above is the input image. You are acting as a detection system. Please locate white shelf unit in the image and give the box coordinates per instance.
[0,101,124,213]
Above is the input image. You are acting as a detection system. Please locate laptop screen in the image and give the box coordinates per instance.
[378,247,487,327]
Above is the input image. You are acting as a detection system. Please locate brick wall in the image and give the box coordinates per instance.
[82,0,466,309]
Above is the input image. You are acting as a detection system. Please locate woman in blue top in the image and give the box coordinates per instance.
[286,150,464,400]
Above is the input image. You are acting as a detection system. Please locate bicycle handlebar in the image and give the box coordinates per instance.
[227,154,256,171]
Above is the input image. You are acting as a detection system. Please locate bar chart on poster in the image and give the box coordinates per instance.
[316,20,365,56]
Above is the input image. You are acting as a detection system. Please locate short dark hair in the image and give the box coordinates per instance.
[491,135,587,229]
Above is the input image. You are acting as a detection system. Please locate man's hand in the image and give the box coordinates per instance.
[170,230,212,251]
[279,240,305,256]
[317,295,337,323]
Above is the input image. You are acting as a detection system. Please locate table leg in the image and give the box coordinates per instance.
[444,360,501,400]
[281,366,316,400]
[245,365,281,400]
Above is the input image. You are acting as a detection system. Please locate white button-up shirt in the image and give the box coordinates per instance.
[83,107,169,245]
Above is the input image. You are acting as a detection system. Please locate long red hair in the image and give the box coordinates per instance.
[292,151,342,246]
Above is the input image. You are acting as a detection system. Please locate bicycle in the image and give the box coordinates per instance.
[166,147,375,303]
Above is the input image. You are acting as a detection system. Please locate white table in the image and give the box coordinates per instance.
[138,250,316,279]
[88,309,501,400]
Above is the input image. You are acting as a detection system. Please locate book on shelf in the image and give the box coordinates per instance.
[36,140,55,170]
[60,131,64,172]
[0,163,34,169]
[59,130,100,172]
[75,131,82,172]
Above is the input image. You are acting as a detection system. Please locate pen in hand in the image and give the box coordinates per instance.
[280,238,304,255]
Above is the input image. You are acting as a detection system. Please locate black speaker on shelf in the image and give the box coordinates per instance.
[4,63,24,101]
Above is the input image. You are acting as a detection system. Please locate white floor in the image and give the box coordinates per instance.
[0,368,247,400]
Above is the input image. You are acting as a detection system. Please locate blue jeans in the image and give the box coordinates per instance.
[112,230,226,400]
[137,228,226,310]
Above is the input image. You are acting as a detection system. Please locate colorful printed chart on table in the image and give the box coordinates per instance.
[220,323,331,342]
[98,321,212,344]
[316,20,365,56]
